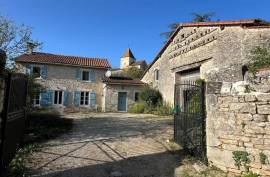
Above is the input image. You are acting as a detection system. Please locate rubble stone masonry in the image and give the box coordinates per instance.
[206,72,270,176]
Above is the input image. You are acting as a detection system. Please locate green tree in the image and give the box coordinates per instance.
[191,12,214,22]
[161,12,214,40]
[0,15,42,67]
[124,67,145,79]
[160,23,179,40]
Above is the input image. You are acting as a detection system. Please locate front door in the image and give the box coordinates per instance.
[118,92,127,112]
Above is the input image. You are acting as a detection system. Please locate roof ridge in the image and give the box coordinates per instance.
[31,52,108,60]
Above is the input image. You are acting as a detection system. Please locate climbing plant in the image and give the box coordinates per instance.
[248,46,270,74]
[232,151,251,172]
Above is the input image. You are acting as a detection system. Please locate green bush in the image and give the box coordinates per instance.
[140,85,162,106]
[154,103,173,116]
[128,103,146,113]
[248,46,270,74]
[242,172,259,177]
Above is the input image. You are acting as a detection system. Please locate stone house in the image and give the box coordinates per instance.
[142,19,270,105]
[15,49,145,112]
[142,19,270,176]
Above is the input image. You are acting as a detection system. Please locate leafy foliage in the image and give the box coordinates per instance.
[128,103,146,113]
[7,144,39,177]
[160,23,179,40]
[242,172,259,177]
[259,152,268,165]
[232,151,251,171]
[0,15,42,67]
[26,75,45,109]
[191,12,215,22]
[248,46,270,74]
[124,67,145,79]
[139,85,163,107]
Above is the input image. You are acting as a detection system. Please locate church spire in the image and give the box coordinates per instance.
[122,48,135,59]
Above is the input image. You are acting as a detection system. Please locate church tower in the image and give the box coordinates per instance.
[120,48,136,69]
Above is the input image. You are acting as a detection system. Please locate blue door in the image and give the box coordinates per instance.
[118,92,127,111]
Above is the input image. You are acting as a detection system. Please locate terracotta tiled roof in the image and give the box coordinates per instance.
[15,52,111,68]
[142,19,270,77]
[179,19,268,27]
[102,77,145,85]
[122,48,135,59]
[130,60,146,66]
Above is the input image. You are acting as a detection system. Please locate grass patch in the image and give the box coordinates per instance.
[128,103,173,116]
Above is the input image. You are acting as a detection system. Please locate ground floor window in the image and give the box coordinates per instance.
[80,91,89,105]
[32,94,40,106]
[54,90,63,105]
[135,92,140,102]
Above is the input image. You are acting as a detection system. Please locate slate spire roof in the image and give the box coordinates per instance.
[122,48,135,59]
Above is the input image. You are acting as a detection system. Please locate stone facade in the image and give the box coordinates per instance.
[16,62,107,111]
[142,24,270,104]
[206,73,270,176]
[102,84,142,112]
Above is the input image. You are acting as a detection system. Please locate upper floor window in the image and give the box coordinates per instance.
[154,69,159,81]
[33,66,41,78]
[82,71,90,81]
[54,90,63,105]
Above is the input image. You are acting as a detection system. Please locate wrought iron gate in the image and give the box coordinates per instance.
[174,80,206,159]
[0,73,28,169]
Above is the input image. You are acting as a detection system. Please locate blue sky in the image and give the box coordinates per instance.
[1,0,270,68]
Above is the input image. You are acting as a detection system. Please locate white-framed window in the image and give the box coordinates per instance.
[32,94,40,106]
[33,66,41,78]
[54,90,63,105]
[82,71,90,81]
[154,69,159,81]
[135,92,140,102]
[80,91,89,105]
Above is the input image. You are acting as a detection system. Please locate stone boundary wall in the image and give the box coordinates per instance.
[206,72,270,176]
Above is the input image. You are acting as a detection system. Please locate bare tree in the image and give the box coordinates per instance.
[160,23,179,41]
[0,15,42,66]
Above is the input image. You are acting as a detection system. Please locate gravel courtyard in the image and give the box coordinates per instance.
[25,113,181,177]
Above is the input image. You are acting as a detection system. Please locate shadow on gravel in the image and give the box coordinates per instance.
[62,116,172,142]
[25,112,73,143]
[39,150,183,177]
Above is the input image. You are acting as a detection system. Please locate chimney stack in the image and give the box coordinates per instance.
[27,42,35,54]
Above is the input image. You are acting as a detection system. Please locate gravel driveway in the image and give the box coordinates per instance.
[26,113,180,177]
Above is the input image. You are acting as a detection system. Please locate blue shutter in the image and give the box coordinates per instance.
[76,68,82,80]
[89,69,95,81]
[40,65,47,79]
[74,91,80,107]
[40,90,53,107]
[63,91,69,106]
[90,92,96,107]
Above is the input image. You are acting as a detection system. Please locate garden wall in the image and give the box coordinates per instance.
[206,70,270,176]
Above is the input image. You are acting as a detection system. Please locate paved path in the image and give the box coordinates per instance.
[26,113,180,177]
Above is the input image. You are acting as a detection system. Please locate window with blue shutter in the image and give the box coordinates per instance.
[26,65,32,75]
[76,68,82,80]
[89,69,95,81]
[74,91,80,107]
[40,65,47,79]
[63,91,69,106]
[40,90,53,107]
[90,92,96,107]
